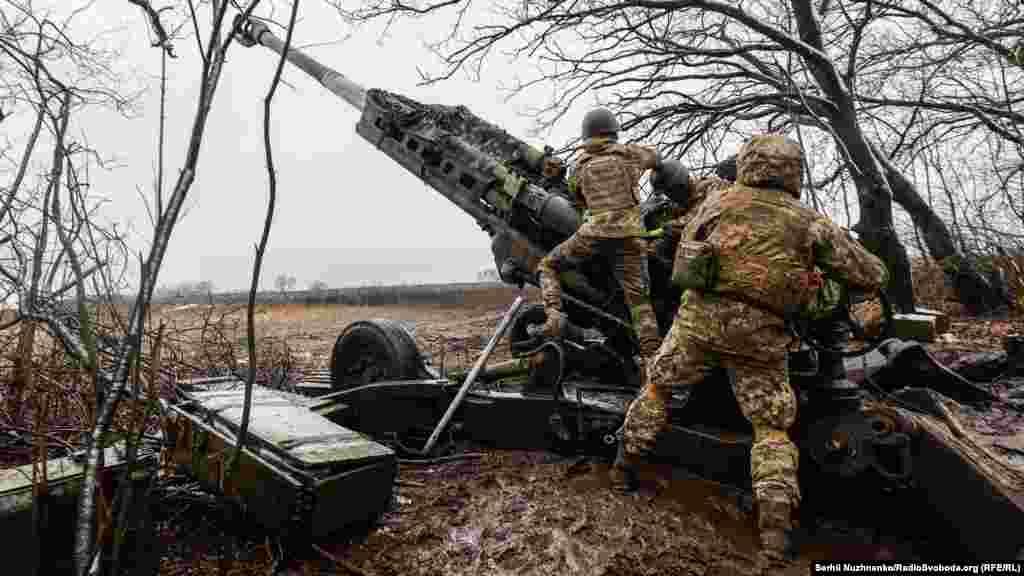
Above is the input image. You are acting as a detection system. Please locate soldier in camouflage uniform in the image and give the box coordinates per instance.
[611,135,888,561]
[648,156,738,262]
[537,108,663,363]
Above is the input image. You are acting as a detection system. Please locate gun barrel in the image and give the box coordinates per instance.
[240,19,365,111]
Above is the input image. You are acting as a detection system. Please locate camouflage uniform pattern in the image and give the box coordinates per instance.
[538,138,662,360]
[620,135,888,512]
[648,175,734,258]
[568,138,658,238]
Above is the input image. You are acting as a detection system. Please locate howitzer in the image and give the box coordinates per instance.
[235,18,576,265]
[234,17,677,357]
[236,17,1024,560]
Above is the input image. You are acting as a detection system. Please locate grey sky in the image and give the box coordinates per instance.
[72,0,586,293]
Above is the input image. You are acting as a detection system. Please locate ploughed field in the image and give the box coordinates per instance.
[151,285,1024,575]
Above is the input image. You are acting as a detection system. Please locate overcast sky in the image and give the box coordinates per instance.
[64,0,588,292]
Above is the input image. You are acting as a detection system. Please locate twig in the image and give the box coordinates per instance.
[397,452,487,465]
[127,0,176,56]
[157,46,167,219]
[73,2,266,573]
[229,0,300,479]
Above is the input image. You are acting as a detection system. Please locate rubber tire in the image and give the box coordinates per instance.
[329,319,424,390]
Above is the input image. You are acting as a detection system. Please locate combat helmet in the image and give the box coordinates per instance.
[581,108,620,142]
[714,154,738,182]
[736,134,803,198]
[649,158,691,206]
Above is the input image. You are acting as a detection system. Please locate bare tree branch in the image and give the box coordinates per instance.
[229,0,300,481]
[127,0,177,56]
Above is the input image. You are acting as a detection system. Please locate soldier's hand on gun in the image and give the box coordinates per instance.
[661,222,680,240]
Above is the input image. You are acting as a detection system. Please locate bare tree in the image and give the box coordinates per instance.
[0,0,269,572]
[1,3,149,574]
[330,0,1024,313]
[274,272,296,295]
[0,0,137,425]
[1,1,310,572]
[195,279,215,298]
[228,0,302,507]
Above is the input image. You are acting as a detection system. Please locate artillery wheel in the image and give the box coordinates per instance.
[330,319,423,390]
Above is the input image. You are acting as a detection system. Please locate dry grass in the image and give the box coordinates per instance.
[4,264,1019,473]
[145,284,539,373]
[911,253,1024,315]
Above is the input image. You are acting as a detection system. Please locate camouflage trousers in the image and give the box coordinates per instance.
[537,233,661,361]
[620,317,801,508]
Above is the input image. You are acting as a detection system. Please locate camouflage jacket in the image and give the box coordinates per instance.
[681,183,887,316]
[648,175,733,258]
[573,138,659,238]
[671,175,733,229]
[675,135,887,358]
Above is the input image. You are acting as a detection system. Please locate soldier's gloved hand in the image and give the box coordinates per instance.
[661,222,680,240]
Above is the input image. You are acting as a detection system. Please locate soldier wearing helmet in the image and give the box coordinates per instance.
[611,134,888,562]
[645,154,740,266]
[536,108,665,366]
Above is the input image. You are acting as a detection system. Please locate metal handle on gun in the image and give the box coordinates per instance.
[417,295,526,456]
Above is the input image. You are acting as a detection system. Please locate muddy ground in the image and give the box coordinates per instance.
[150,288,1024,575]
[158,446,912,576]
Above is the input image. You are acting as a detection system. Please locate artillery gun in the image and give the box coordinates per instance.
[235,18,1024,560]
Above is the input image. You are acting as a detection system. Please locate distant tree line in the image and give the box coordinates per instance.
[149,281,509,306]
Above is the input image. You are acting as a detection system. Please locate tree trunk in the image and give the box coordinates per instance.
[790,0,916,312]
[851,182,915,312]
[873,149,1009,315]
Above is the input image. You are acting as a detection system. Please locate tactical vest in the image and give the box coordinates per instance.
[679,185,824,318]
[576,146,641,214]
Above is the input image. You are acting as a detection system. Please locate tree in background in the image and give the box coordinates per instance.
[275,272,297,295]
[2,0,280,573]
[331,0,1024,314]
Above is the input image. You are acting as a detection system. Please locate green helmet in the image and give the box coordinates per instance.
[581,108,620,141]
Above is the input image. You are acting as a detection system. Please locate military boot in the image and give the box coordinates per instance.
[757,498,797,563]
[608,437,640,494]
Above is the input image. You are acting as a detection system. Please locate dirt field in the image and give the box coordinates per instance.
[4,281,1021,574]
[152,285,541,376]
[152,285,1020,576]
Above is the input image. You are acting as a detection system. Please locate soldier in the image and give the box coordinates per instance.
[648,154,739,262]
[610,134,888,561]
[536,108,663,364]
